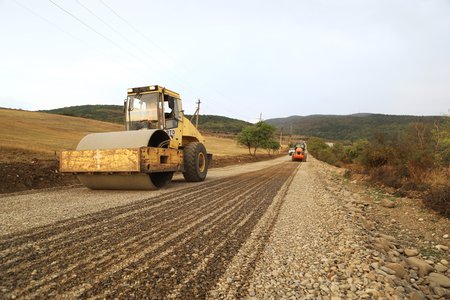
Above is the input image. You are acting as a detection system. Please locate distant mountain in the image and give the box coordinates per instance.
[41,105,250,134]
[266,113,446,141]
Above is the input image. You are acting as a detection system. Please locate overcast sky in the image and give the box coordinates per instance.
[0,0,449,122]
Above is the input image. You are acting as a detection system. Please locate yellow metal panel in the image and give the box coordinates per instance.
[181,116,205,145]
[60,148,140,173]
[139,147,183,172]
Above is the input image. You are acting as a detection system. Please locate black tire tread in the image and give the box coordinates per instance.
[183,142,207,182]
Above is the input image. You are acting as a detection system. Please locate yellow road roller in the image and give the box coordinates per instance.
[60,85,212,190]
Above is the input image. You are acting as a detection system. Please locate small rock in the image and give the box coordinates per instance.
[404,248,419,257]
[406,257,434,277]
[359,293,370,299]
[428,272,450,288]
[374,237,392,252]
[379,233,396,242]
[435,244,449,251]
[381,266,396,275]
[330,284,340,293]
[432,286,448,297]
[441,259,449,266]
[418,218,424,222]
[366,272,377,281]
[385,263,406,279]
[443,234,449,239]
[381,198,396,208]
[320,285,330,292]
[300,279,309,286]
[409,291,424,300]
[435,264,448,273]
[370,262,379,269]
[365,289,379,297]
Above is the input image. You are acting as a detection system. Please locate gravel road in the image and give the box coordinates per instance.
[1,156,449,299]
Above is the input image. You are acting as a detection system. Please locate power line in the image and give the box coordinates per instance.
[22,0,253,121]
[75,0,124,38]
[98,0,172,60]
[74,0,189,85]
[97,1,252,120]
[74,0,150,58]
[47,0,156,70]
[48,0,203,114]
[97,0,198,93]
[12,0,89,46]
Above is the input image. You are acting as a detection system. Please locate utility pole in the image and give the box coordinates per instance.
[279,127,283,154]
[288,124,292,145]
[190,99,201,128]
[195,99,201,128]
[259,112,262,122]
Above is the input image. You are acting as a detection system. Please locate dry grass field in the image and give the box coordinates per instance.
[0,108,252,162]
[0,109,122,162]
[204,135,254,156]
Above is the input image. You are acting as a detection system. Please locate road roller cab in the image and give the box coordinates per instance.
[60,85,212,190]
[125,85,206,150]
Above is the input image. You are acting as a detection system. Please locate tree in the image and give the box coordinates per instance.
[237,126,257,155]
[263,139,280,155]
[237,121,277,156]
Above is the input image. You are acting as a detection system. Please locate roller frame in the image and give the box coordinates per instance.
[60,147,184,174]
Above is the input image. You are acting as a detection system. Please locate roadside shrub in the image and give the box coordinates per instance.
[307,137,328,154]
[345,139,369,163]
[307,137,343,166]
[425,184,450,216]
[308,119,450,216]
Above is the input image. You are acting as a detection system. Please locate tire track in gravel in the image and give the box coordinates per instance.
[25,172,271,298]
[3,175,261,297]
[0,162,298,299]
[0,177,237,252]
[1,176,251,273]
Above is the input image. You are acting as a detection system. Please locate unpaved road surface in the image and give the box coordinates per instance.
[0,158,297,299]
[1,156,449,299]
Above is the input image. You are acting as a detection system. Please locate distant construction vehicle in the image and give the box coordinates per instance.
[60,85,212,190]
[291,141,307,162]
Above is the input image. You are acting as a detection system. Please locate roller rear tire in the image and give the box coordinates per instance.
[183,142,208,182]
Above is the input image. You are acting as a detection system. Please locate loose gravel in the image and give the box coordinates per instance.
[210,156,450,299]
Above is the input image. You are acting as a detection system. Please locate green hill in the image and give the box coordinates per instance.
[41,106,445,141]
[41,105,250,134]
[41,105,124,124]
[266,114,447,141]
[184,114,250,134]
